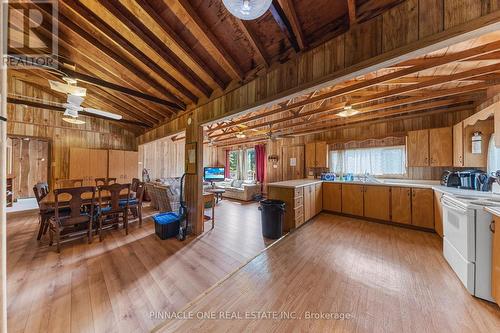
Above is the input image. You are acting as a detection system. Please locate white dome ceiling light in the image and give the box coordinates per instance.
[222,0,273,20]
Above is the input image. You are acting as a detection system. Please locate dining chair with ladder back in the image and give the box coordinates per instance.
[55,179,84,189]
[48,186,96,252]
[97,183,131,241]
[131,178,140,192]
[95,178,117,186]
[33,182,50,240]
[121,181,145,227]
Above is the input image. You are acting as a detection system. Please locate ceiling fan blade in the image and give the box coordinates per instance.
[67,94,84,107]
[48,80,86,96]
[83,108,122,120]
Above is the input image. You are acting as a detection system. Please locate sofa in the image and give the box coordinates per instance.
[212,179,261,201]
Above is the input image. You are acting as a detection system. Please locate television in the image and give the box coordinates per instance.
[204,167,225,182]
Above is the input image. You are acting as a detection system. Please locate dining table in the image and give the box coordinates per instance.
[39,189,133,210]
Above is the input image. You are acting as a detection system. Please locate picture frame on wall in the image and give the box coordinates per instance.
[185,142,197,174]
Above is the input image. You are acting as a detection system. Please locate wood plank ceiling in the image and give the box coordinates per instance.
[206,31,500,146]
[7,0,409,131]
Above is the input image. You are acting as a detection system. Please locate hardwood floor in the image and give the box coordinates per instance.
[7,200,272,333]
[159,213,500,333]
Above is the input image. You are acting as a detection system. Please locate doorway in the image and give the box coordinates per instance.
[7,136,50,209]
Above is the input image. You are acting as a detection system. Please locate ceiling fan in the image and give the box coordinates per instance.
[61,94,122,125]
[48,78,122,125]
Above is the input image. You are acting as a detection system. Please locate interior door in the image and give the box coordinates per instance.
[89,149,108,185]
[391,187,411,225]
[123,151,139,184]
[281,145,304,180]
[108,150,125,183]
[69,148,90,185]
[363,186,390,221]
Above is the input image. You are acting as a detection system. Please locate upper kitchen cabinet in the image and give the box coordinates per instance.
[408,127,452,167]
[305,142,328,169]
[453,122,464,167]
[462,120,494,168]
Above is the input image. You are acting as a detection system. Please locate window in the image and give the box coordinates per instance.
[245,148,256,180]
[228,150,240,179]
[227,148,256,180]
[330,146,406,176]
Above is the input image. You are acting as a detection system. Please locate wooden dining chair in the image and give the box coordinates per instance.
[97,183,131,241]
[95,178,117,186]
[56,179,84,189]
[122,181,145,227]
[33,182,50,240]
[48,186,96,252]
[131,178,140,192]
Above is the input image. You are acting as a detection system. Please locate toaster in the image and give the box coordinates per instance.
[440,170,460,187]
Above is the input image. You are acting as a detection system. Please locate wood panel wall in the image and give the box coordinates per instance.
[8,137,49,199]
[138,0,500,145]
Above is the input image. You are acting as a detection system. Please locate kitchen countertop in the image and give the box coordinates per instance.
[432,185,500,198]
[267,179,323,188]
[267,178,440,189]
[484,206,500,216]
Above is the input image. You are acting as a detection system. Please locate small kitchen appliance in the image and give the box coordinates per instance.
[440,170,460,187]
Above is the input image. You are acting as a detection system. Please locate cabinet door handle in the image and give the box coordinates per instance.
[490,220,495,233]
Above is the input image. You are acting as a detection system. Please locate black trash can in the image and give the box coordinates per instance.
[259,199,285,239]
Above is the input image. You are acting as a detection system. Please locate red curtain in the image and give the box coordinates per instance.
[255,144,266,184]
[224,150,230,178]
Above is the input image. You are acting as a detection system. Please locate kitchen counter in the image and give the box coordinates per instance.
[267,179,323,188]
[484,206,500,216]
[432,185,500,198]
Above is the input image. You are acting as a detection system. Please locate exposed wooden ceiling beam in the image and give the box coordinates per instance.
[169,0,244,81]
[31,2,187,110]
[210,78,497,140]
[7,97,150,128]
[278,0,307,50]
[237,20,271,68]
[130,0,225,90]
[270,0,301,52]
[61,0,200,107]
[347,0,357,26]
[96,0,212,99]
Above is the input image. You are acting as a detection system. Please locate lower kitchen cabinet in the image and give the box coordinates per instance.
[341,184,364,216]
[411,188,435,229]
[363,186,390,221]
[323,183,342,212]
[391,187,412,225]
[492,216,500,305]
[315,183,322,215]
[434,191,444,237]
[304,183,323,221]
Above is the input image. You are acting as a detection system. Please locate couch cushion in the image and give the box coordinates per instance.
[232,180,243,188]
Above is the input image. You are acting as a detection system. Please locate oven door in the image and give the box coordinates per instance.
[441,195,476,262]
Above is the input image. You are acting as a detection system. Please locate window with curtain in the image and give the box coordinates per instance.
[227,148,257,180]
[330,146,406,176]
[228,150,240,179]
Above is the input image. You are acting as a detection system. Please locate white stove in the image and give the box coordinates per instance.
[441,194,495,302]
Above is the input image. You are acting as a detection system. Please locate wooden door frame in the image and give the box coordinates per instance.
[7,135,53,192]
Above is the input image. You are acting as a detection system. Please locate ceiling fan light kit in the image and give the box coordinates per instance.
[222,0,273,20]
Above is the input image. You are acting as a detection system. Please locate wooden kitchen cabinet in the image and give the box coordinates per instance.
[69,148,108,186]
[341,184,364,216]
[492,216,500,305]
[304,185,313,221]
[411,188,434,229]
[267,186,304,232]
[463,119,494,168]
[408,128,452,167]
[429,127,452,166]
[323,183,342,212]
[434,190,444,237]
[363,185,390,221]
[315,183,322,215]
[109,150,139,184]
[407,129,429,167]
[453,122,464,167]
[305,141,328,169]
[391,187,411,225]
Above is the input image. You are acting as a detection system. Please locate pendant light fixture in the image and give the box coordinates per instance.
[222,0,273,20]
